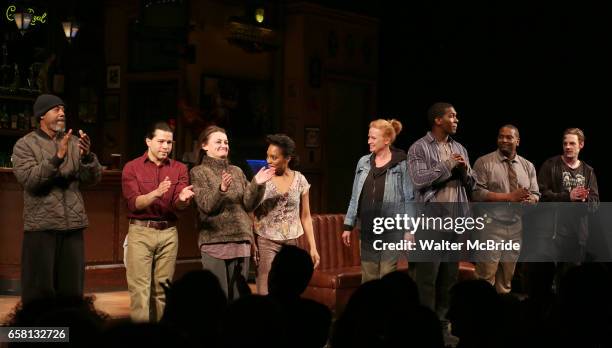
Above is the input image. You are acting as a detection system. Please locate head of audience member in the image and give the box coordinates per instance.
[446,279,502,348]
[6,296,108,348]
[427,102,458,136]
[266,134,297,176]
[388,304,445,348]
[161,270,227,345]
[497,124,520,159]
[562,128,585,162]
[332,278,443,348]
[219,295,286,348]
[286,298,332,348]
[267,245,314,300]
[331,280,386,348]
[556,263,612,347]
[145,121,174,165]
[199,125,229,162]
[380,271,419,306]
[523,262,556,300]
[101,322,189,348]
[368,119,402,156]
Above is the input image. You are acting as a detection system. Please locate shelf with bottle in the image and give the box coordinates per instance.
[1,37,43,100]
[0,100,38,136]
[0,63,42,100]
[0,150,13,169]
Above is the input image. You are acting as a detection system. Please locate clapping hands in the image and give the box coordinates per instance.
[570,186,590,202]
[154,176,172,198]
[220,170,232,192]
[179,185,195,203]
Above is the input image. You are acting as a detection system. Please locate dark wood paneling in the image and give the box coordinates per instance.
[0,170,23,265]
[83,189,118,263]
[175,208,201,259]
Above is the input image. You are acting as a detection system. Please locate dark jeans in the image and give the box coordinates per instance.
[21,229,85,304]
[410,261,458,320]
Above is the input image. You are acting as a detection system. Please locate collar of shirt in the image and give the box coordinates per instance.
[425,131,455,145]
[496,149,518,164]
[36,128,57,140]
[140,152,172,167]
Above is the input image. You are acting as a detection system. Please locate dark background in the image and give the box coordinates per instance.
[2,0,609,199]
[375,0,609,199]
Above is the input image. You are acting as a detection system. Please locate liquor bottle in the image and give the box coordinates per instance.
[0,152,7,168]
[26,105,36,129]
[10,104,17,129]
[18,111,27,130]
[9,63,20,92]
[0,105,9,128]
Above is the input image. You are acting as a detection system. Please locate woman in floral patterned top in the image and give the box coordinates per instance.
[253,134,320,295]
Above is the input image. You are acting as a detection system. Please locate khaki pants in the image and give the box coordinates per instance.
[126,224,178,322]
[361,259,398,283]
[475,260,518,294]
[475,219,521,294]
[360,246,400,283]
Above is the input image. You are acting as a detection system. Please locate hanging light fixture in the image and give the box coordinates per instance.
[62,20,80,42]
[14,10,33,35]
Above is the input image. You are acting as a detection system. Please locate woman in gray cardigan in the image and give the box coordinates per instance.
[191,125,275,300]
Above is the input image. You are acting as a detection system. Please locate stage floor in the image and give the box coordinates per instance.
[0,291,131,324]
[1,283,259,325]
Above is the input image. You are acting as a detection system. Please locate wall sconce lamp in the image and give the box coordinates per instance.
[254,8,265,24]
[62,20,79,42]
[14,11,33,35]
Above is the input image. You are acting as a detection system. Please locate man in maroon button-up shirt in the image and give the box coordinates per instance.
[121,121,194,322]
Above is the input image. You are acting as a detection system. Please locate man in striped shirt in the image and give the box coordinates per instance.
[407,102,476,322]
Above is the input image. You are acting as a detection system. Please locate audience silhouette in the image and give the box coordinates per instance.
[3,254,612,348]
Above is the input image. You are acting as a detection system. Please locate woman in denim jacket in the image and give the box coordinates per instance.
[342,119,415,282]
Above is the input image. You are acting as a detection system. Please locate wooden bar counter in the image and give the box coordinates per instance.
[0,168,202,294]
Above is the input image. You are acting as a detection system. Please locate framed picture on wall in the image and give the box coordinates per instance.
[106,65,120,89]
[305,127,320,148]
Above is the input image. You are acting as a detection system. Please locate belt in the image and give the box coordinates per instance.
[129,219,176,230]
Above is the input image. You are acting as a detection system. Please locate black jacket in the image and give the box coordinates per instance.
[537,155,599,246]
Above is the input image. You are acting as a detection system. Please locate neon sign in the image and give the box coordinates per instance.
[5,5,48,26]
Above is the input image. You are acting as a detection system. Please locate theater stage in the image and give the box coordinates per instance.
[0,291,131,324]
[0,283,260,325]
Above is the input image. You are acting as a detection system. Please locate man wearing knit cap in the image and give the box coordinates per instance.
[12,93,102,304]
